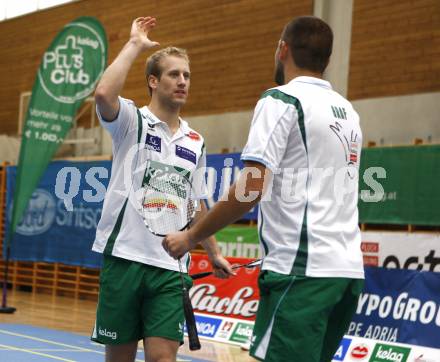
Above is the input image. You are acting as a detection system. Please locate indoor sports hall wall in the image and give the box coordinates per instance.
[191,0,440,152]
[348,0,440,147]
[0,0,439,155]
[349,0,440,100]
[0,0,312,137]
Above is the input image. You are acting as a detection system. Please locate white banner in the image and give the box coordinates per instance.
[188,315,440,361]
[333,336,440,362]
[361,232,440,272]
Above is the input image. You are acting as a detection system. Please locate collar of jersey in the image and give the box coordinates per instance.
[139,106,191,134]
[291,76,332,90]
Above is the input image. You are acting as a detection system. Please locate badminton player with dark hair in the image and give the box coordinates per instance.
[90,17,233,362]
[164,16,365,362]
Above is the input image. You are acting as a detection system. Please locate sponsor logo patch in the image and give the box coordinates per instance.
[216,321,236,339]
[176,145,196,164]
[361,242,379,253]
[350,141,358,163]
[363,255,379,266]
[10,189,56,236]
[414,354,436,362]
[187,131,201,141]
[185,315,222,338]
[369,343,411,362]
[333,338,352,361]
[229,322,253,344]
[351,344,370,360]
[98,327,117,340]
[361,241,379,267]
[198,259,209,270]
[178,322,184,335]
[146,134,161,152]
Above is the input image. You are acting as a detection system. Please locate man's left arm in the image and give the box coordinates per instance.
[163,161,269,258]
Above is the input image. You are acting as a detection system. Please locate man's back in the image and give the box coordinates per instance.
[243,76,364,278]
[162,16,366,362]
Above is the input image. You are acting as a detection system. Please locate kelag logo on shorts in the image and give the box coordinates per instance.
[369,343,411,362]
[192,315,222,338]
[229,322,253,344]
[333,338,352,361]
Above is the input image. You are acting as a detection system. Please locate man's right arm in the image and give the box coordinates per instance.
[94,17,159,121]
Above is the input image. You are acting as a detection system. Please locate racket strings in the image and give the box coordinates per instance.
[142,174,196,236]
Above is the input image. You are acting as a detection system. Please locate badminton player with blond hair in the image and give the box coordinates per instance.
[91,17,233,362]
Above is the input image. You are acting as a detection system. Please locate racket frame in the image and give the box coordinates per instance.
[139,167,201,350]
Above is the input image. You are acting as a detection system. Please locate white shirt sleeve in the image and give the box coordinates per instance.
[96,96,138,146]
[192,144,209,200]
[241,95,296,172]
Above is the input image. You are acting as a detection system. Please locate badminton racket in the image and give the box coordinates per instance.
[140,164,201,350]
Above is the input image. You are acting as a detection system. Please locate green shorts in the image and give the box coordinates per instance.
[250,271,364,362]
[91,255,192,345]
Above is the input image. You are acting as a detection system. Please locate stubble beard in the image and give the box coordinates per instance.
[274,60,285,86]
[159,92,185,113]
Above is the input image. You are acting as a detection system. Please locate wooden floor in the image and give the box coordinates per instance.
[0,289,256,362]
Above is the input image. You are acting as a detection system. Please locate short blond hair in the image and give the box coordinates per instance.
[145,47,189,95]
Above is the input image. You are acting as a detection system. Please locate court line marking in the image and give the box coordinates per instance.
[0,343,75,361]
[2,348,99,352]
[0,329,145,362]
[0,329,100,353]
[0,329,193,362]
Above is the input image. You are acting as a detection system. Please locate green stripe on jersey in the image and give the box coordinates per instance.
[103,109,143,254]
[104,198,128,255]
[259,207,269,256]
[136,109,143,143]
[261,89,309,273]
[261,89,307,152]
[291,204,308,275]
[186,254,191,271]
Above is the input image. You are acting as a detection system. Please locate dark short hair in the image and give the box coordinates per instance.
[145,47,189,95]
[282,16,333,73]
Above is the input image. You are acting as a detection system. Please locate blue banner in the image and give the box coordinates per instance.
[5,160,110,267]
[348,267,440,349]
[4,154,257,266]
[186,315,223,339]
[205,153,258,220]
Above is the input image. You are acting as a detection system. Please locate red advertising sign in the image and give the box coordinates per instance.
[189,254,260,321]
[361,242,379,253]
[363,255,379,267]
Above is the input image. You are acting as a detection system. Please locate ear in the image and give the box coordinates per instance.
[148,75,158,91]
[278,40,289,61]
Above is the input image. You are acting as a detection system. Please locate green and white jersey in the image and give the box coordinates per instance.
[92,97,207,272]
[241,76,364,279]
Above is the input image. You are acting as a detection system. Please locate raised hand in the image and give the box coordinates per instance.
[130,17,160,51]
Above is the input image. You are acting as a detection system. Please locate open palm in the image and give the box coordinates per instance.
[130,17,159,50]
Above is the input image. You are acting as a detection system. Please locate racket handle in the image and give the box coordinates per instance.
[182,287,201,350]
[190,271,213,280]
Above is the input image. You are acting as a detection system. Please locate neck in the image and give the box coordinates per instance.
[148,97,181,133]
[284,65,323,84]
